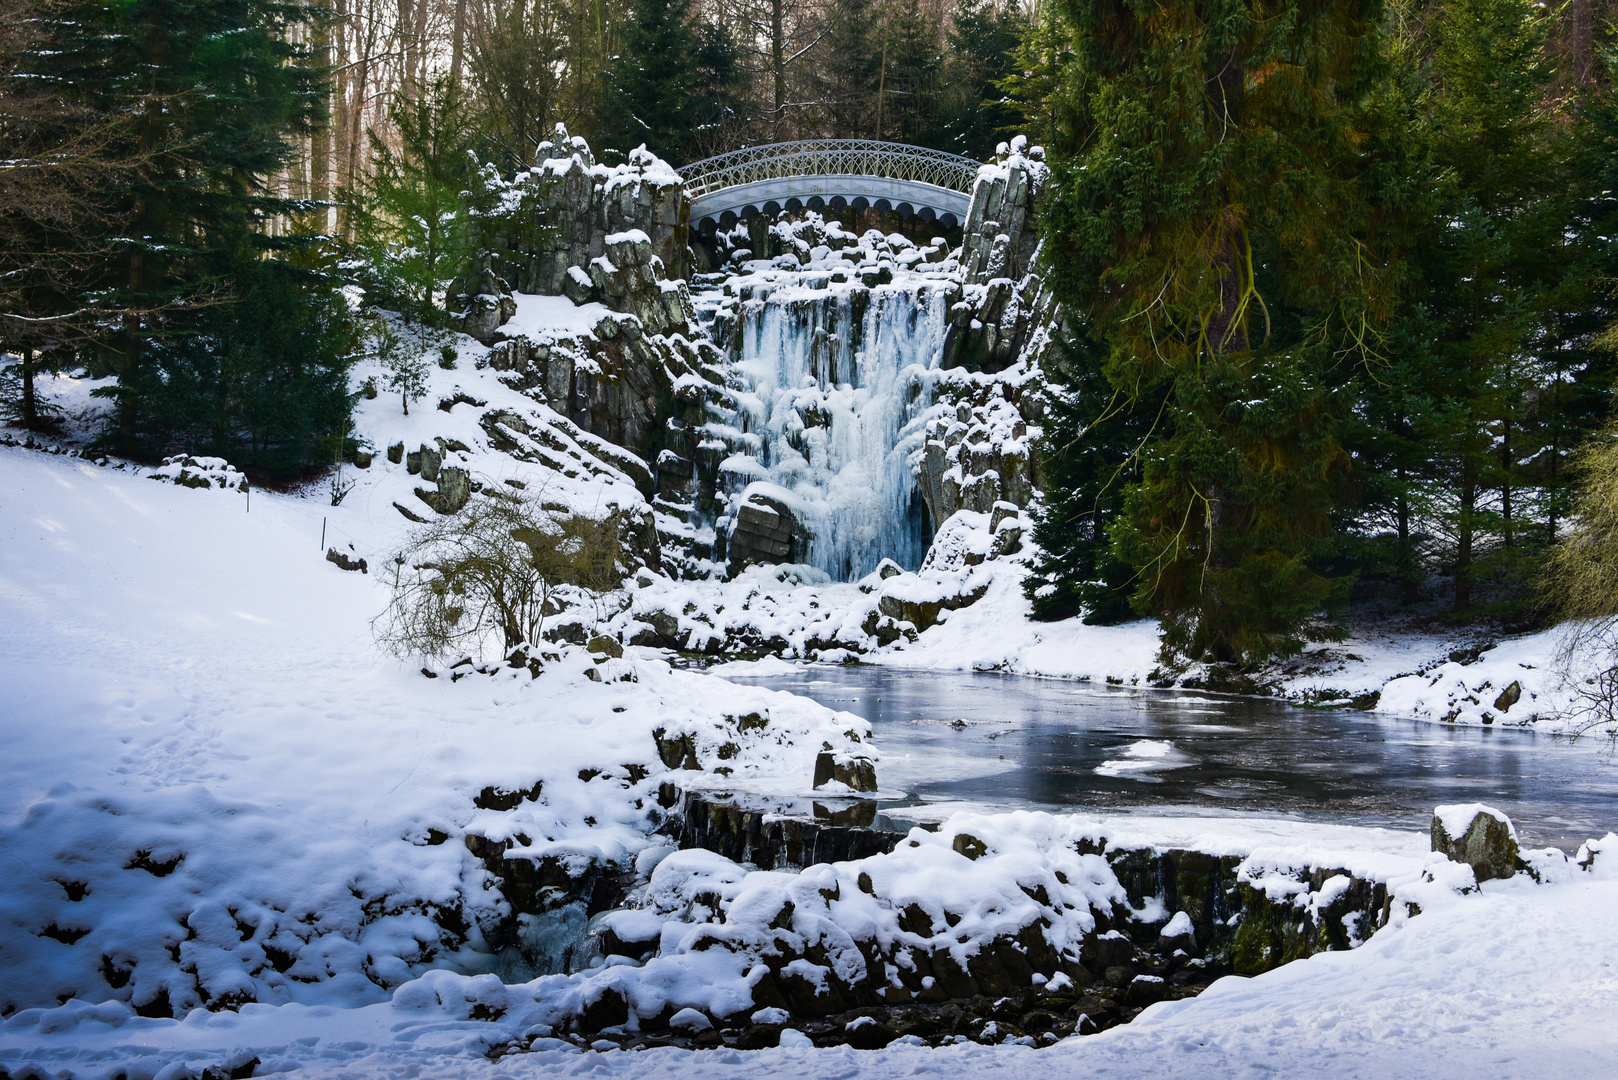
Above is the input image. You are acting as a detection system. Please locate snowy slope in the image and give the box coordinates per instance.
[0,445,869,1016]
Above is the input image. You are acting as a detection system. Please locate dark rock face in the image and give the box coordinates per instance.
[484,320,722,480]
[581,231,698,337]
[324,547,368,573]
[675,793,903,870]
[1432,805,1521,882]
[958,141,1044,288]
[454,267,519,344]
[510,133,689,295]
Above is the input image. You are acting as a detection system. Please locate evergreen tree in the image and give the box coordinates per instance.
[24,0,349,472]
[938,0,1026,159]
[1023,331,1165,624]
[1384,0,1574,614]
[598,0,701,162]
[814,0,881,139]
[356,79,481,322]
[876,0,943,144]
[1036,0,1401,664]
[689,20,750,159]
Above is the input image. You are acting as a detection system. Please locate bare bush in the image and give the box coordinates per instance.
[375,488,620,661]
[1544,420,1618,736]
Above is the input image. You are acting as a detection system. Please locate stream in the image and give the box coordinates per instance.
[726,665,1618,849]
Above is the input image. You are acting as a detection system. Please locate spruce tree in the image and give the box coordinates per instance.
[939,0,1026,159]
[1414,0,1574,613]
[25,0,351,473]
[815,0,881,139]
[598,0,701,162]
[1036,0,1400,664]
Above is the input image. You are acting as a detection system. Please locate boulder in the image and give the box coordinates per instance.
[433,467,472,514]
[727,491,799,572]
[1431,804,1520,882]
[325,547,368,574]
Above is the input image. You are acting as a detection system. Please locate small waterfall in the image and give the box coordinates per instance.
[702,278,953,580]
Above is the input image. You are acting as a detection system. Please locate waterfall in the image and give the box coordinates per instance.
[702,278,953,580]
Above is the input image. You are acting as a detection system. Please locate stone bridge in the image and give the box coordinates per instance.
[680,140,983,234]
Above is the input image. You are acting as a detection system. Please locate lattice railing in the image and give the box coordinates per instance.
[680,140,982,199]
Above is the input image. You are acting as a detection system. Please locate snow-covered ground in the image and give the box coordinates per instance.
[0,438,867,1016]
[5,333,1618,1077]
[4,838,1615,1077]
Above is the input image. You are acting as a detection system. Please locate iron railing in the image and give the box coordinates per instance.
[680,140,983,200]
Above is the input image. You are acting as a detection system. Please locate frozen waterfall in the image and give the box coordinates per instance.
[703,277,953,580]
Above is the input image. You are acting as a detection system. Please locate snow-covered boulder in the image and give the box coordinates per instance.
[1432,804,1521,882]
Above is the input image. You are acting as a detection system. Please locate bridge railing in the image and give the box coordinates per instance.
[680,140,983,200]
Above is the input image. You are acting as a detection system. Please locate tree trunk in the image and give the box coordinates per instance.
[1455,469,1475,612]
[771,0,785,141]
[19,347,37,429]
[1500,418,1512,550]
[1397,464,1418,606]
[875,38,888,140]
[311,14,332,233]
[449,0,468,93]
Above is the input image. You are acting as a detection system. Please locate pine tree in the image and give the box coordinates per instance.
[1023,331,1165,624]
[598,0,701,162]
[357,79,481,322]
[876,0,943,144]
[938,0,1026,159]
[1414,0,1575,613]
[1036,0,1400,664]
[814,0,881,139]
[24,0,350,472]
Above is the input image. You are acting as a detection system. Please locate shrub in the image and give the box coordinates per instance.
[375,488,621,661]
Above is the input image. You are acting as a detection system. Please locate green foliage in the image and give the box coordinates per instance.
[1024,332,1160,624]
[354,80,481,321]
[1032,0,1395,664]
[937,0,1027,159]
[114,256,357,476]
[371,319,429,417]
[597,0,745,163]
[22,0,347,472]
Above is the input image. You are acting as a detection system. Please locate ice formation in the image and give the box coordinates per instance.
[699,239,956,580]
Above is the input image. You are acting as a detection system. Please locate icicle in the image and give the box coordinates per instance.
[716,281,951,580]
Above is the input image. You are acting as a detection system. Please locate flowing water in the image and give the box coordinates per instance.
[729,666,1618,849]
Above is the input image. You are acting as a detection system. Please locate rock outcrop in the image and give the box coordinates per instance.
[725,490,802,573]
[916,395,1038,531]
[508,130,688,295]
[957,137,1045,287]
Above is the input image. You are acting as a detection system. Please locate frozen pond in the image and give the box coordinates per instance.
[725,665,1618,849]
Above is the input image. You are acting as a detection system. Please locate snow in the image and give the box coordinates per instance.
[1434,803,1519,842]
[6,181,1618,1079]
[6,840,1618,1076]
[1093,741,1186,780]
[501,292,614,340]
[0,440,868,1020]
[1160,912,1194,939]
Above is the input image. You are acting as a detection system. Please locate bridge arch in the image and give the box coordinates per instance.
[680,140,983,234]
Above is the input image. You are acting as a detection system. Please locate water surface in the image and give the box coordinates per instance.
[728,666,1618,849]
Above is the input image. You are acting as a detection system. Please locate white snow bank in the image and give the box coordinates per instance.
[501,292,614,340]
[6,815,1615,1077]
[0,444,866,1017]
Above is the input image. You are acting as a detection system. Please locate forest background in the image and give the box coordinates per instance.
[8,0,1618,668]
